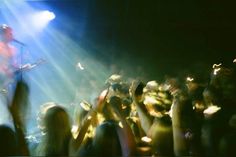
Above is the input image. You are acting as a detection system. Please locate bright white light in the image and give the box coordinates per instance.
[118,121,123,128]
[43,10,55,21]
[71,125,79,139]
[186,76,194,82]
[77,62,84,70]
[212,63,222,75]
[213,68,221,75]
[212,63,222,69]
[141,136,152,143]
[80,101,91,111]
[144,95,159,105]
[143,80,158,92]
[71,125,78,133]
[31,10,55,30]
[203,105,221,115]
[233,58,236,63]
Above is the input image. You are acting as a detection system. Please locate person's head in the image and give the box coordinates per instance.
[203,86,220,107]
[0,125,17,156]
[0,24,13,43]
[164,77,183,95]
[92,120,122,156]
[37,104,71,156]
[44,105,71,137]
[209,65,236,105]
[37,102,57,133]
[184,76,206,106]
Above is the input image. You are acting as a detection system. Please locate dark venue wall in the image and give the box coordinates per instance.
[35,0,236,79]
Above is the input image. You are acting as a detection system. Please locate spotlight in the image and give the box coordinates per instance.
[31,10,55,30]
[42,10,55,21]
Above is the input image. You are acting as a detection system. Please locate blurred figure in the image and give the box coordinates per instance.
[0,24,16,79]
[0,24,18,125]
[130,80,174,156]
[168,77,201,156]
[0,24,31,104]
[73,101,90,132]
[76,92,136,157]
[9,80,30,129]
[0,24,20,97]
[0,124,17,156]
[202,64,236,157]
[36,104,72,156]
[108,96,136,156]
[7,80,30,155]
[185,74,207,155]
[81,120,122,157]
[71,100,96,152]
[219,114,236,157]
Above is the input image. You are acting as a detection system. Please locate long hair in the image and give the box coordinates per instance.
[37,105,72,156]
[92,120,122,157]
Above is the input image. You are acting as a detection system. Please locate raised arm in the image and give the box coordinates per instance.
[69,89,108,155]
[109,96,137,157]
[8,80,30,156]
[130,81,153,134]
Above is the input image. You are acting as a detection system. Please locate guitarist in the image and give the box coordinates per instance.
[0,24,33,90]
[0,24,33,106]
[0,24,17,81]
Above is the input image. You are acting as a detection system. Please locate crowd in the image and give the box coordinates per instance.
[0,23,235,157]
[0,59,235,157]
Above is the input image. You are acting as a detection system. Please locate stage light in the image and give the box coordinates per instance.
[31,10,55,30]
[42,10,55,21]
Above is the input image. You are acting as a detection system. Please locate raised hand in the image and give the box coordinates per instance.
[130,81,145,103]
[93,89,109,113]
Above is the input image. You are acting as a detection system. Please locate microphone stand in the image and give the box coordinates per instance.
[20,44,24,81]
[13,39,26,82]
[6,40,26,106]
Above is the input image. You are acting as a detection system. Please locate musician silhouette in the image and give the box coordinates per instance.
[0,24,29,103]
[0,24,17,125]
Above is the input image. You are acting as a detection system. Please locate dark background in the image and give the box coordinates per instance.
[28,0,236,80]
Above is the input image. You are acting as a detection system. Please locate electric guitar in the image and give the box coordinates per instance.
[0,58,46,93]
[15,58,46,73]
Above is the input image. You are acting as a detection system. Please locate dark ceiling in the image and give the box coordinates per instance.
[27,0,236,79]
